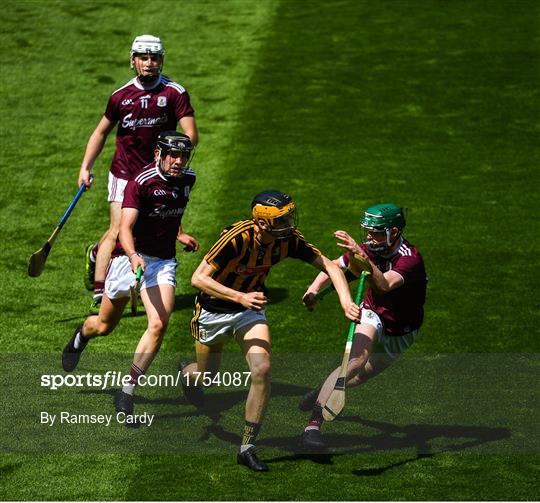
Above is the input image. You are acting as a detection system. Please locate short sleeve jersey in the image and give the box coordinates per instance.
[105,75,194,180]
[122,164,196,259]
[341,239,427,335]
[199,220,321,313]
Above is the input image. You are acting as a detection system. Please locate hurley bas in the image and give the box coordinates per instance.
[40,411,155,427]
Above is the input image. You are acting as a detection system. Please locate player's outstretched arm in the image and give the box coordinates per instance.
[311,255,360,322]
[191,260,267,311]
[302,257,343,310]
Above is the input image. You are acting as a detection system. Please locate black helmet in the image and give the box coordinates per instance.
[156,130,193,155]
[251,190,297,239]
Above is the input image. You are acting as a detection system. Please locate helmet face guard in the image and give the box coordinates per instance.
[360,203,405,254]
[251,191,298,239]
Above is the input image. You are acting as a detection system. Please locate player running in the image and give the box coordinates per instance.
[179,190,361,471]
[298,203,427,450]
[78,35,198,311]
[62,131,199,418]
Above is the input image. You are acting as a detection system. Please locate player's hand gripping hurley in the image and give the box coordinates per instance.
[28,177,93,277]
[130,266,143,316]
[323,271,369,421]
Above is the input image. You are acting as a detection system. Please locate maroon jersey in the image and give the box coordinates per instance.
[105,75,194,180]
[122,164,196,259]
[341,239,427,335]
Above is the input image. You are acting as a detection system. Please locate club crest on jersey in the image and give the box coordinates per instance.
[157,96,167,107]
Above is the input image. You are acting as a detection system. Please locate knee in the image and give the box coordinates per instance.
[348,353,369,372]
[147,318,168,339]
[250,358,271,384]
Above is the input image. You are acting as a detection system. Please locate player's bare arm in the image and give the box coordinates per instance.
[179,116,199,146]
[302,257,342,310]
[311,255,360,322]
[78,116,117,187]
[191,260,267,311]
[118,207,145,273]
[371,269,404,295]
[177,224,199,252]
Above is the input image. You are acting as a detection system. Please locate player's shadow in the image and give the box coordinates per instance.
[262,414,511,470]
[78,381,511,471]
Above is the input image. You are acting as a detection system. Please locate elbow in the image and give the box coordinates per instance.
[191,272,202,290]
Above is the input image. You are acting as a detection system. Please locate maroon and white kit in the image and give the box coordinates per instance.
[122,164,196,259]
[341,239,427,335]
[105,75,195,180]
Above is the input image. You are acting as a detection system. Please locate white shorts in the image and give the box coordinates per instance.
[105,254,177,300]
[108,172,129,203]
[359,309,418,360]
[190,306,267,345]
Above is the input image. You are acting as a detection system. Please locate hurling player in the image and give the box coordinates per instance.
[179,190,361,471]
[298,203,427,450]
[78,35,198,311]
[63,132,199,418]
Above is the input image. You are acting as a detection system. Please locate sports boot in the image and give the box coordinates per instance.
[84,243,96,291]
[114,390,134,416]
[237,447,268,472]
[62,325,88,372]
[89,293,102,314]
[299,429,327,452]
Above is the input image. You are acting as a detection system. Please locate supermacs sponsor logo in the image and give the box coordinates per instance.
[149,205,184,219]
[122,113,168,130]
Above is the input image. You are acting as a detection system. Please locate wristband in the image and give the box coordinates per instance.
[129,252,140,260]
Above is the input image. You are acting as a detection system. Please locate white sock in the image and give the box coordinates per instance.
[305,425,320,432]
[73,332,84,350]
[122,382,136,395]
[240,443,254,453]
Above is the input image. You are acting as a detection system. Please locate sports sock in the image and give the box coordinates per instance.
[73,326,87,350]
[122,363,145,396]
[241,421,261,452]
[306,403,324,430]
[94,281,105,296]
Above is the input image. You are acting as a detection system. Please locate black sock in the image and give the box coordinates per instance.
[241,421,261,451]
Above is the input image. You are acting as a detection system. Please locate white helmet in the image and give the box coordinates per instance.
[130,35,164,56]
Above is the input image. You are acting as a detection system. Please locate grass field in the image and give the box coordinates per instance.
[1,0,539,500]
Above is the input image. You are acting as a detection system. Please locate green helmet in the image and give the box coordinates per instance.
[360,203,405,231]
[360,203,405,253]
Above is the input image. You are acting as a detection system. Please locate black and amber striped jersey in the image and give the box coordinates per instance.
[199,219,321,313]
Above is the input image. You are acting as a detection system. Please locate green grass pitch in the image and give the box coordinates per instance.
[1,0,538,500]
